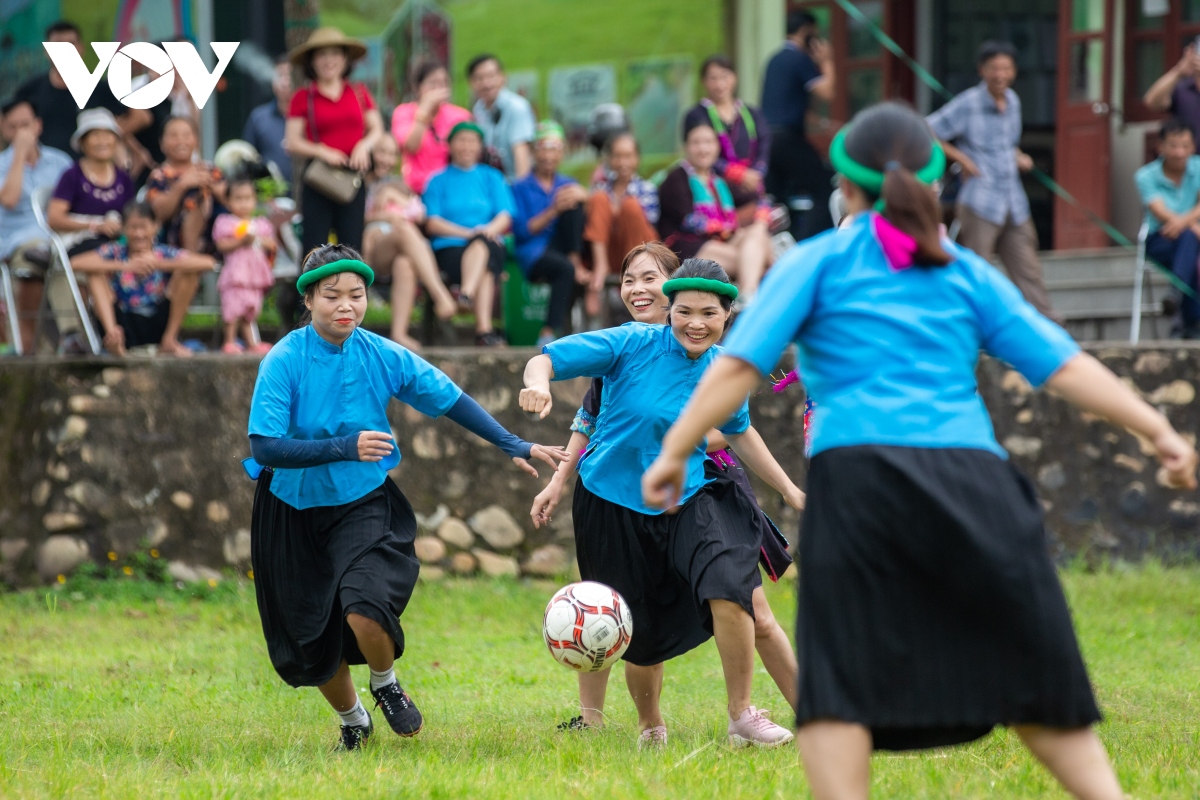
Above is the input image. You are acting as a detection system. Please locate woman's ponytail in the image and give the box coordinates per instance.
[880,165,951,266]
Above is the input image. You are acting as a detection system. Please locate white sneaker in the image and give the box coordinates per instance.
[637,725,668,750]
[727,706,794,749]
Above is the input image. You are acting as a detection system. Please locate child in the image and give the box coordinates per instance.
[70,200,214,357]
[145,115,226,251]
[213,177,276,354]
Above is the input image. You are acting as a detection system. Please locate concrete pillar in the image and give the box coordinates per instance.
[735,0,786,105]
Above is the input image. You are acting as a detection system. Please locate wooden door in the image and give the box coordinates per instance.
[1054,0,1114,249]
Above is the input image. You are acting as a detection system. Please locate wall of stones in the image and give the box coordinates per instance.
[0,344,1198,588]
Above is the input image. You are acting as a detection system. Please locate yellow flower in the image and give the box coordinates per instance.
[107,551,118,561]
[149,549,160,558]
[207,578,218,588]
[122,565,134,576]
[247,569,254,580]
[56,574,66,584]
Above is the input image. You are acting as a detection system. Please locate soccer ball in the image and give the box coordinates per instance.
[542,581,633,672]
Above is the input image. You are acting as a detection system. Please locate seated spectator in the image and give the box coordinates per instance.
[422,121,513,347]
[0,99,72,352]
[362,178,457,350]
[469,54,536,180]
[47,109,134,258]
[366,134,399,188]
[1135,119,1200,338]
[683,55,770,199]
[212,177,276,355]
[145,116,226,251]
[392,59,473,194]
[657,119,770,302]
[242,54,294,179]
[584,131,659,315]
[70,200,214,357]
[512,121,588,345]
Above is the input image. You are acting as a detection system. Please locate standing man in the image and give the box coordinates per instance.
[0,100,74,353]
[242,54,295,178]
[468,54,536,181]
[761,10,835,240]
[1142,44,1200,144]
[927,40,1058,321]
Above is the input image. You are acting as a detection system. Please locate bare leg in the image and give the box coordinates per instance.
[317,660,359,712]
[797,721,872,800]
[86,273,124,356]
[222,319,238,349]
[160,271,201,357]
[735,221,770,300]
[388,255,422,350]
[14,279,42,353]
[625,662,665,732]
[460,239,490,302]
[345,612,396,672]
[695,240,741,280]
[474,270,495,335]
[751,587,799,711]
[397,221,456,319]
[577,668,611,727]
[710,598,756,719]
[1014,725,1123,800]
[179,207,208,253]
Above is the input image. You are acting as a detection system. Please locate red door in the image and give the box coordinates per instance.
[1054,0,1114,249]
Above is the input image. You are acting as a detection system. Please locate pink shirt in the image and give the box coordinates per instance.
[391,102,472,195]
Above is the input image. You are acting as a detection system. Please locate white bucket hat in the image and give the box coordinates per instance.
[70,107,123,153]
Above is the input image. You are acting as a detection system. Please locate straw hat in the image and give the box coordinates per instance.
[288,27,367,67]
[69,107,123,153]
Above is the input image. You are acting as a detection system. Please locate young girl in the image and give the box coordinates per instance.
[145,116,226,251]
[644,102,1199,799]
[247,243,568,750]
[531,242,798,737]
[521,258,804,750]
[213,177,276,355]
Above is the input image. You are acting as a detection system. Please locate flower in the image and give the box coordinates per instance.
[247,569,254,580]
[107,551,118,561]
[149,549,160,559]
[56,574,66,584]
[122,566,134,576]
[207,578,218,588]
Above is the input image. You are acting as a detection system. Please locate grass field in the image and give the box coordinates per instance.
[0,565,1197,798]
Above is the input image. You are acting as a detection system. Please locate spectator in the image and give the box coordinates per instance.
[391,59,473,194]
[145,116,226,252]
[367,134,399,186]
[1135,119,1200,338]
[282,27,384,329]
[584,131,659,316]
[761,10,835,239]
[212,177,276,355]
[1143,44,1200,144]
[658,120,770,302]
[422,121,513,347]
[683,55,770,199]
[468,54,536,180]
[927,40,1058,321]
[362,178,457,350]
[242,54,294,179]
[0,99,73,353]
[512,121,588,345]
[70,200,214,357]
[47,109,133,258]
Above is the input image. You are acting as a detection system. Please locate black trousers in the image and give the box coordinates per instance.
[278,183,368,330]
[765,125,834,241]
[526,205,584,332]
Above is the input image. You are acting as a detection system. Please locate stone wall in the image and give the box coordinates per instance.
[1,344,1198,587]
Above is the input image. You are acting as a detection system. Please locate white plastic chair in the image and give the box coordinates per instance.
[0,259,20,355]
[1129,221,1162,344]
[30,186,102,354]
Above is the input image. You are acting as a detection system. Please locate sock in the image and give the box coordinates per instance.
[336,698,370,728]
[369,666,396,691]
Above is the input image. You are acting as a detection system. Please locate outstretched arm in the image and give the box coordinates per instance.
[531,429,588,528]
[725,425,805,510]
[444,392,568,477]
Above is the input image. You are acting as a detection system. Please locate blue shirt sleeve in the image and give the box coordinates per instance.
[384,344,464,417]
[511,177,538,241]
[926,93,968,142]
[722,245,823,375]
[423,173,444,218]
[249,433,359,468]
[247,346,296,437]
[543,324,639,380]
[969,252,1080,387]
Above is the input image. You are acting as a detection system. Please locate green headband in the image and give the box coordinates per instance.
[448,121,485,142]
[296,259,375,293]
[662,277,739,301]
[828,126,946,197]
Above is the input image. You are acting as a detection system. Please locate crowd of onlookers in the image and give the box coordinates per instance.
[0,12,844,357]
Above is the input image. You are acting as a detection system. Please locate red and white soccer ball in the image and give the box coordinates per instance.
[542,581,634,672]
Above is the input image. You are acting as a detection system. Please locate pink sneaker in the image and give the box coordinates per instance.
[246,342,271,355]
[637,725,667,750]
[221,342,244,355]
[727,706,794,749]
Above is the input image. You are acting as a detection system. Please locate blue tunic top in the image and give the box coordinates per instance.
[544,323,751,514]
[722,213,1080,459]
[248,326,463,509]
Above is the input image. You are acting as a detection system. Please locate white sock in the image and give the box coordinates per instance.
[336,698,370,728]
[369,666,396,691]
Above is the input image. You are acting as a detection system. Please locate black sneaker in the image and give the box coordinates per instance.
[337,714,373,751]
[371,682,423,737]
[557,715,594,732]
[474,331,507,348]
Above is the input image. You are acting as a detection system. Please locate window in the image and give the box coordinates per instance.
[1125,0,1200,122]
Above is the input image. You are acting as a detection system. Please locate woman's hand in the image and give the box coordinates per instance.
[320,145,350,168]
[1155,429,1199,489]
[96,218,123,238]
[348,141,373,172]
[519,383,554,419]
[783,484,806,511]
[356,431,395,462]
[740,168,763,192]
[511,443,571,478]
[530,468,569,528]
[642,452,688,511]
[418,85,451,116]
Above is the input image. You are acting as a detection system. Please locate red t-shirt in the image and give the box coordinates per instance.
[288,82,376,156]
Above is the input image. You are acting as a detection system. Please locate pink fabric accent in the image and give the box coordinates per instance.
[872,213,919,271]
[772,369,800,393]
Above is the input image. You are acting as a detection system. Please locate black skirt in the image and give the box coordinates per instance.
[250,471,420,688]
[797,445,1101,751]
[572,472,763,667]
[705,452,794,581]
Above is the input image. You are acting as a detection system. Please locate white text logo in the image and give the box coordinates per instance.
[42,41,239,110]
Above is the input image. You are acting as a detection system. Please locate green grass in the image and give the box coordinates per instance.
[0,565,1198,798]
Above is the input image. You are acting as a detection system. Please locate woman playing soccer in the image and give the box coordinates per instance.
[531,242,799,738]
[247,244,567,750]
[644,102,1198,799]
[521,258,804,749]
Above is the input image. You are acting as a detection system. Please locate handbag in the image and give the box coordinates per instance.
[302,84,365,203]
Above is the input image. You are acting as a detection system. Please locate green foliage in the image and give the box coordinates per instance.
[0,569,1197,797]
